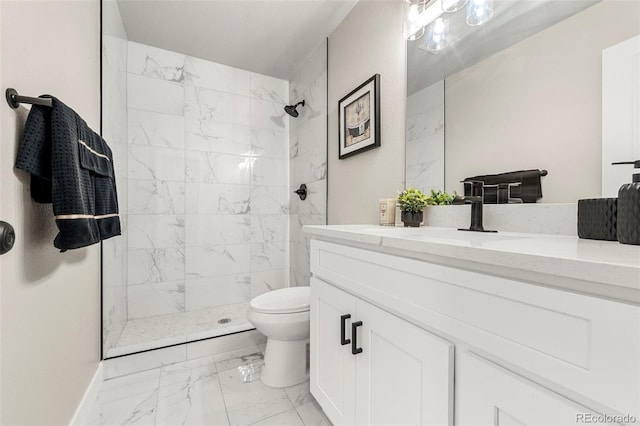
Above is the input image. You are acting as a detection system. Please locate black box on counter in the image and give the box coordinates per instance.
[577,198,617,241]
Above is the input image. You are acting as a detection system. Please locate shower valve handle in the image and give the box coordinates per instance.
[294,184,307,200]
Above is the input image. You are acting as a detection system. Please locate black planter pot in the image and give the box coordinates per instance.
[401,211,423,227]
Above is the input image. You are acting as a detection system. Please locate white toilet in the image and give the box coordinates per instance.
[246,286,310,388]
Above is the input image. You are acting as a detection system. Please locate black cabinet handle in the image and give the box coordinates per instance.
[340,314,351,345]
[351,321,363,355]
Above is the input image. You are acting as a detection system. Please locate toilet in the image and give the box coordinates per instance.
[246,286,310,388]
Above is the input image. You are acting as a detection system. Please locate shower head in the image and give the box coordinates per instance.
[284,100,305,118]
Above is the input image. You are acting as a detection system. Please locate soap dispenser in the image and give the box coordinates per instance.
[613,160,640,245]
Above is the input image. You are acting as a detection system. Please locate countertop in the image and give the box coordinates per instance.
[304,225,640,303]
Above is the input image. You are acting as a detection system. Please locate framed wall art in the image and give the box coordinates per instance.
[338,74,380,159]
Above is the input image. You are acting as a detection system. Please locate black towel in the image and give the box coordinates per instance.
[463,169,545,203]
[15,96,121,251]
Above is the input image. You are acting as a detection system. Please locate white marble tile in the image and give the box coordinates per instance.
[127,281,185,319]
[294,115,326,158]
[296,146,327,184]
[214,345,264,372]
[252,157,289,186]
[106,334,187,359]
[128,109,185,149]
[128,180,185,215]
[284,381,314,408]
[253,409,304,426]
[250,73,288,103]
[251,98,289,131]
[186,150,252,185]
[185,214,251,246]
[128,73,184,115]
[186,331,266,360]
[250,269,288,298]
[291,39,327,97]
[128,247,185,285]
[295,401,332,426]
[185,86,251,126]
[251,128,289,159]
[185,183,250,215]
[296,180,326,217]
[251,240,288,272]
[102,285,127,354]
[406,104,444,142]
[251,214,289,244]
[155,357,228,426]
[218,366,293,426]
[186,245,251,279]
[128,144,185,182]
[102,35,127,73]
[185,119,251,155]
[86,369,160,426]
[295,75,326,124]
[128,215,185,249]
[250,186,289,215]
[128,41,186,82]
[184,55,250,97]
[103,345,186,379]
[185,274,251,311]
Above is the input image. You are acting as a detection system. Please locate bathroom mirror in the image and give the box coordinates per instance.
[406,0,640,203]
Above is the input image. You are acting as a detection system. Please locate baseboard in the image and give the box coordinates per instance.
[68,362,104,426]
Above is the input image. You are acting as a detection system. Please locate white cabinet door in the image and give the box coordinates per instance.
[456,352,618,426]
[355,301,454,426]
[310,277,357,425]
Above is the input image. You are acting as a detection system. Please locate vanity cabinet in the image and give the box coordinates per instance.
[308,237,640,426]
[310,277,454,426]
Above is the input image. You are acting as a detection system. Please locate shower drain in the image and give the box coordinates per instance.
[217,318,232,324]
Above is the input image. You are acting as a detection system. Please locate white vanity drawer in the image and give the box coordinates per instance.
[310,240,640,417]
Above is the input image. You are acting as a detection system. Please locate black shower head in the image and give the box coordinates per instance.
[284,100,305,118]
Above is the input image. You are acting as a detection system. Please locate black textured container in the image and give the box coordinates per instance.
[577,198,617,241]
[617,183,640,245]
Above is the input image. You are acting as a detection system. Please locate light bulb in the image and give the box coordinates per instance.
[467,0,494,26]
[403,0,427,41]
[424,17,450,53]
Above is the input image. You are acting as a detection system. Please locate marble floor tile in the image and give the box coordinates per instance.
[155,357,229,426]
[86,369,161,426]
[87,343,329,426]
[249,408,304,426]
[214,345,264,371]
[295,401,332,426]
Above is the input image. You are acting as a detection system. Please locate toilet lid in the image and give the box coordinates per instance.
[250,287,310,314]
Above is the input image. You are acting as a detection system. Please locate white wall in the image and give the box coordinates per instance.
[0,1,101,424]
[328,1,407,224]
[445,0,640,202]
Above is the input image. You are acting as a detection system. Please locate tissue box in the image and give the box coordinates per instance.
[577,198,617,241]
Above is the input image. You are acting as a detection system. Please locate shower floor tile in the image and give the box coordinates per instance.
[85,345,331,426]
[108,302,252,357]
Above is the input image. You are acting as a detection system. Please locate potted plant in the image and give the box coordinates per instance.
[397,188,429,227]
[426,189,456,206]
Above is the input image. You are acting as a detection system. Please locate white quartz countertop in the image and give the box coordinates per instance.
[304,225,640,300]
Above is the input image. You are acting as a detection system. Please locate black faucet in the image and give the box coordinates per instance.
[455,181,497,233]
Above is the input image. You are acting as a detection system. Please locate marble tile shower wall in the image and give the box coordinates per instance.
[289,40,328,287]
[101,7,129,353]
[126,42,290,320]
[405,80,445,193]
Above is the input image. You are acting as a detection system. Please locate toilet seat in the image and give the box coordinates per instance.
[250,287,310,314]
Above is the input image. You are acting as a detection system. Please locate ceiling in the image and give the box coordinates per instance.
[117,0,359,80]
[407,0,602,94]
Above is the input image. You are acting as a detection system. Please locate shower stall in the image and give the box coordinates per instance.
[101,0,327,358]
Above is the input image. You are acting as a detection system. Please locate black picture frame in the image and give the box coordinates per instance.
[338,74,381,159]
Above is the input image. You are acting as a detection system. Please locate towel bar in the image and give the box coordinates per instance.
[5,88,52,109]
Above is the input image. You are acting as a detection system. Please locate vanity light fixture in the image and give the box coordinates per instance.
[404,0,495,52]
